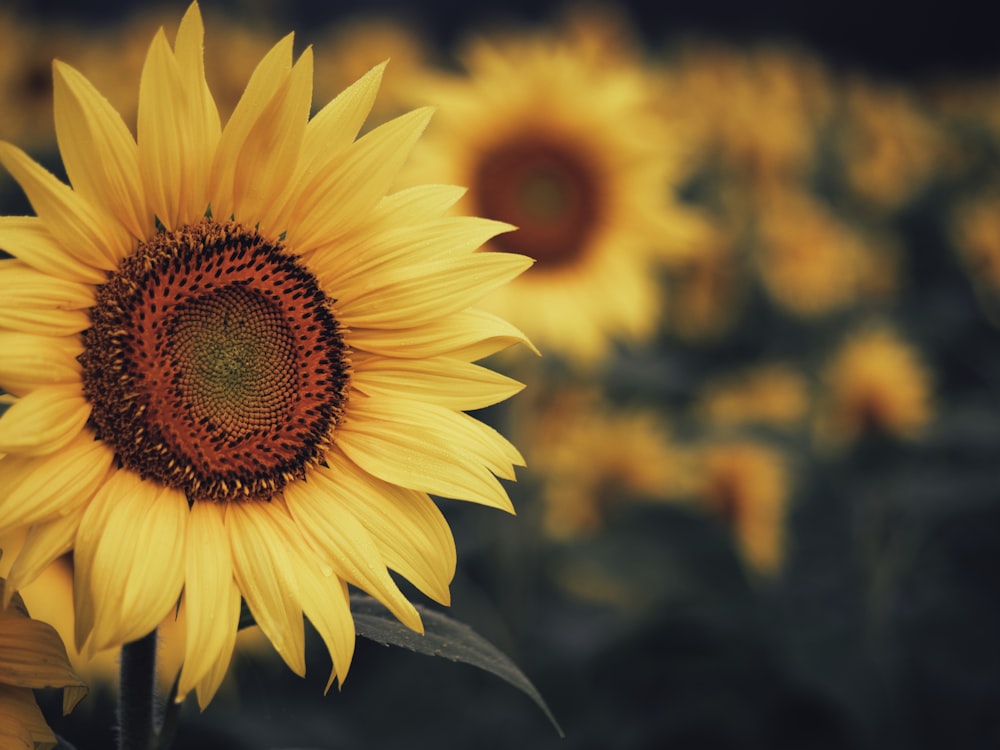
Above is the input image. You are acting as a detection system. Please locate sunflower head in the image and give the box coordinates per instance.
[0,1,531,709]
[517,387,692,538]
[404,17,704,361]
[693,439,791,574]
[815,323,934,447]
[753,188,900,318]
[695,363,811,429]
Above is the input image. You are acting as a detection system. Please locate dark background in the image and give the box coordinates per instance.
[6,0,1000,79]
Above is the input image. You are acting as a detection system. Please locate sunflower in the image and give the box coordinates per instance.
[515,387,694,538]
[832,76,951,212]
[690,439,791,574]
[404,16,703,362]
[694,363,810,430]
[0,573,87,750]
[814,323,934,447]
[665,41,834,190]
[753,188,900,318]
[0,2,532,710]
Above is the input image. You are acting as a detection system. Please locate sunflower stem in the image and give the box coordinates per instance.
[118,629,158,750]
[152,670,183,750]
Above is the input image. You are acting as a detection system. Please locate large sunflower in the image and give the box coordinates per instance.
[404,16,702,362]
[0,2,532,709]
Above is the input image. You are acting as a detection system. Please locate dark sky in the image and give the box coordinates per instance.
[9,0,1000,80]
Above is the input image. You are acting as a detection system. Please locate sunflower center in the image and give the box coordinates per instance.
[80,219,350,503]
[473,134,601,268]
[169,285,296,437]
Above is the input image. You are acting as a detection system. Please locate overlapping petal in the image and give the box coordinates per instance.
[74,471,188,654]
[0,145,131,272]
[0,430,112,534]
[178,502,241,709]
[0,333,82,396]
[0,262,94,335]
[226,501,306,677]
[0,385,90,457]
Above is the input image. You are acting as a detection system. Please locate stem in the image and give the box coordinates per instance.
[118,629,158,750]
[153,672,183,750]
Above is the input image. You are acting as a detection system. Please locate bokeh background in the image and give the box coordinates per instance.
[4,0,1000,748]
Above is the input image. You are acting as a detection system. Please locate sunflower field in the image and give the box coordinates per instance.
[1,1,999,749]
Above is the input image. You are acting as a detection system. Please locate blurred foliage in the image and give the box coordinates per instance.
[4,1,1000,749]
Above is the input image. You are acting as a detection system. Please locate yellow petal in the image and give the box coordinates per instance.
[226,500,306,677]
[0,217,107,284]
[177,502,239,706]
[0,144,131,271]
[172,1,221,225]
[0,385,90,457]
[316,453,455,605]
[353,354,524,411]
[370,183,467,226]
[137,30,190,230]
[0,333,81,397]
[0,262,93,336]
[0,429,113,533]
[285,107,434,254]
[301,62,384,168]
[191,582,240,711]
[282,482,422,633]
[267,62,385,235]
[135,7,220,231]
[52,60,147,240]
[346,307,538,360]
[336,251,533,329]
[311,216,513,294]
[237,47,313,231]
[297,183,469,265]
[4,507,86,608]
[336,396,516,512]
[289,559,354,693]
[74,472,187,653]
[209,34,295,220]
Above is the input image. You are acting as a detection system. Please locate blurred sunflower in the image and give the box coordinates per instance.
[0,2,531,710]
[0,573,87,750]
[405,15,702,362]
[815,323,934,447]
[950,189,1000,324]
[832,76,952,212]
[0,10,136,151]
[695,363,811,429]
[310,14,432,127]
[690,439,791,574]
[753,188,900,318]
[517,388,692,538]
[663,223,745,342]
[666,41,834,191]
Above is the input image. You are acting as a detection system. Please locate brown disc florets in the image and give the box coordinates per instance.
[473,132,603,268]
[80,218,350,503]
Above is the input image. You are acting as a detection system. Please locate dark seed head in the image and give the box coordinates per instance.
[80,219,350,503]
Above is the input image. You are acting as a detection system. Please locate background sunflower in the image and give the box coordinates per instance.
[3,1,1000,749]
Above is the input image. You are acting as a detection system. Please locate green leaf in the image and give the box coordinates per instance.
[236,595,563,736]
[350,594,564,737]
